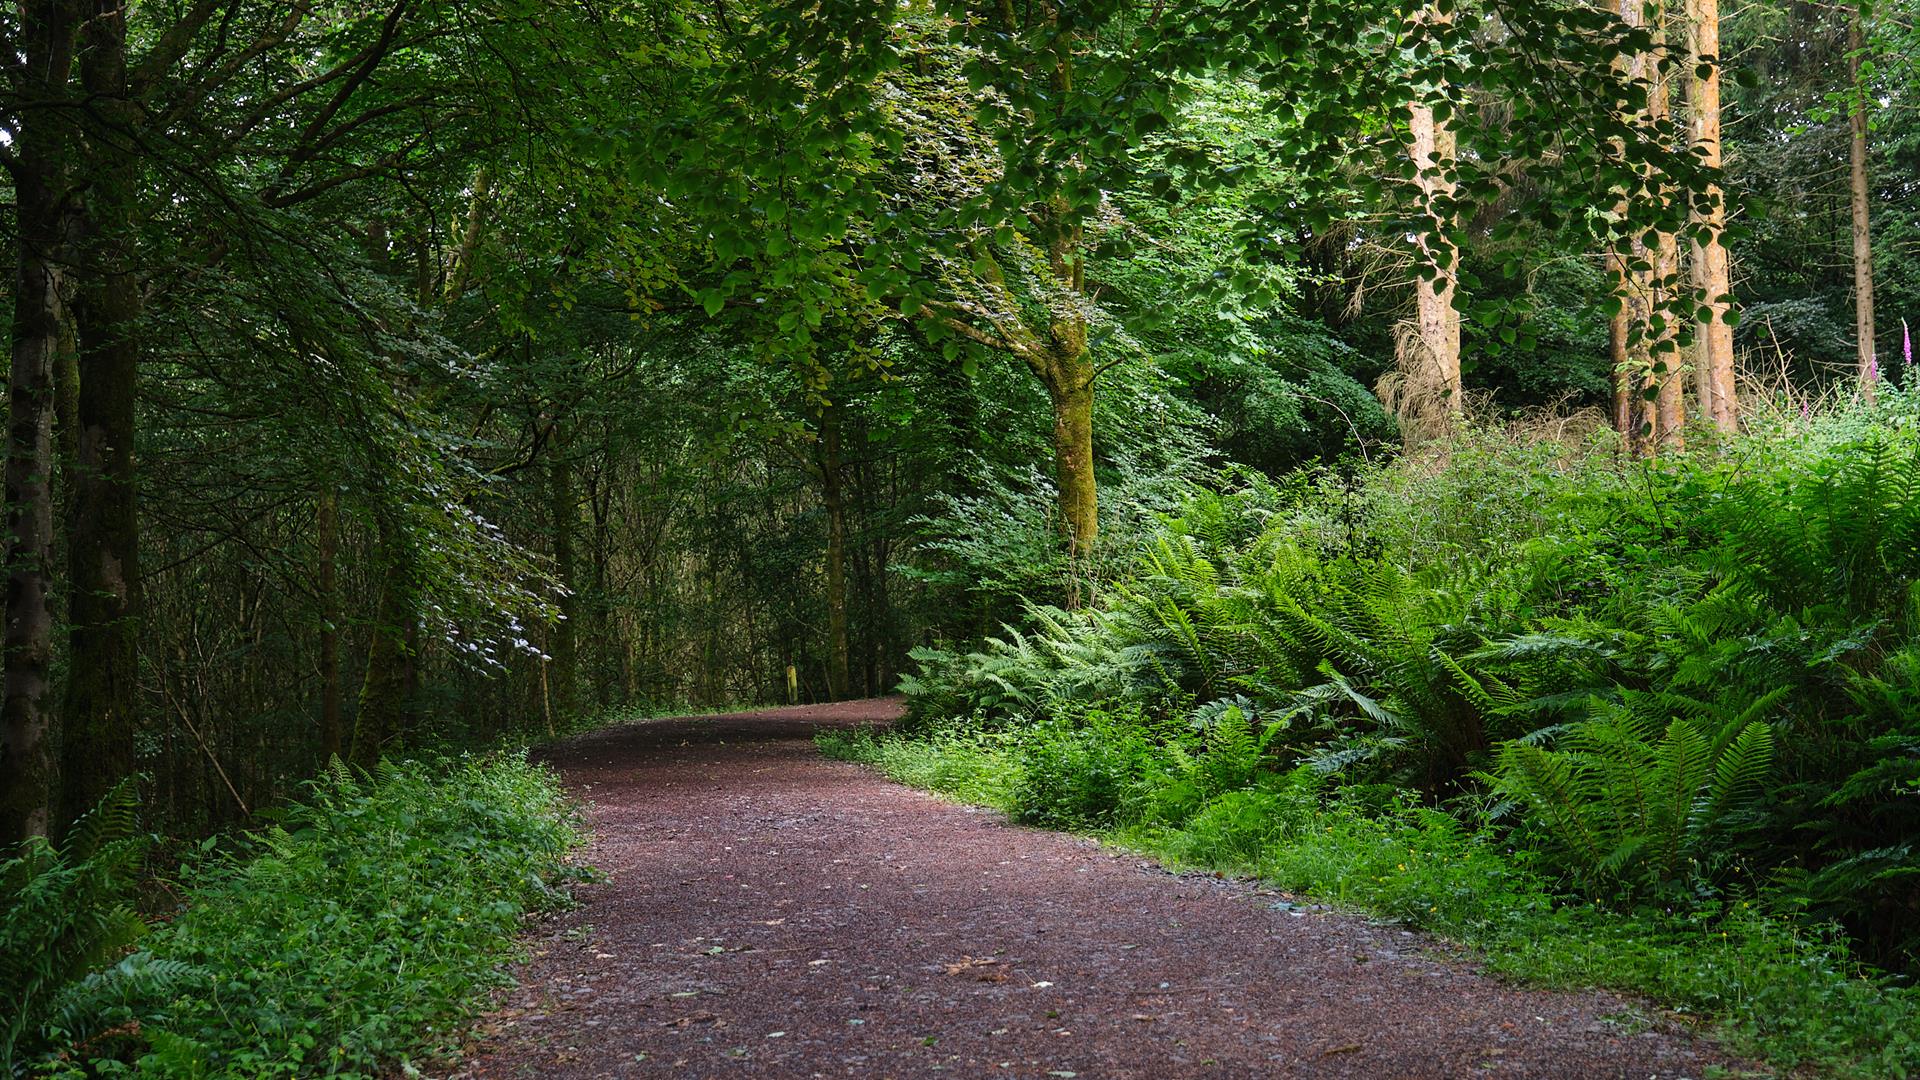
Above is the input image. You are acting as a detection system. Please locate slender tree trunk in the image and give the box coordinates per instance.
[1409,5,1462,416]
[547,422,578,720]
[1647,11,1686,451]
[60,3,145,833]
[818,402,851,700]
[1849,6,1878,398]
[1686,0,1737,431]
[1653,229,1686,447]
[1,5,81,840]
[317,491,343,760]
[1611,0,1651,453]
[1608,300,1635,442]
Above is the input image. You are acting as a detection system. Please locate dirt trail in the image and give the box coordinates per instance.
[452,699,1731,1079]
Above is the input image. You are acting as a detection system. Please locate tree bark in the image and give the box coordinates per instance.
[1,2,83,845]
[1849,6,1878,398]
[60,2,146,833]
[1610,0,1650,453]
[1045,354,1098,596]
[1646,10,1685,451]
[1409,5,1462,418]
[818,402,851,701]
[1686,0,1737,431]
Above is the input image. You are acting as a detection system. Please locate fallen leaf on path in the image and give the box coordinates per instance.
[942,956,999,976]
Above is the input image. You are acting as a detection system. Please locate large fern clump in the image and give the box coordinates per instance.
[1490,691,1778,898]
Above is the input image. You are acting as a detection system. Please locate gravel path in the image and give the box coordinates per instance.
[450,699,1733,1079]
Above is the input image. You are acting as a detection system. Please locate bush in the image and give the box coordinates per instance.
[1010,709,1155,831]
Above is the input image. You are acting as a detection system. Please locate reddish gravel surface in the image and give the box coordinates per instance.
[450,698,1733,1079]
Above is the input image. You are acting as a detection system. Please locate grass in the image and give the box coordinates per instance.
[819,727,1920,1078]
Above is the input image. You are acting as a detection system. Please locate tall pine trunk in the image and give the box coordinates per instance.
[1647,10,1686,451]
[60,3,145,833]
[1686,0,1737,431]
[1,3,82,843]
[1848,5,1877,397]
[1409,5,1462,418]
[1610,0,1650,453]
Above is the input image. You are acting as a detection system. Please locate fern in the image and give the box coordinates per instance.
[1489,699,1777,897]
[0,780,148,1075]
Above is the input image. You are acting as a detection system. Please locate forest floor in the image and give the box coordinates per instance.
[448,699,1739,1079]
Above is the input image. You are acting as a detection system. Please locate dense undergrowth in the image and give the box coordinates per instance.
[833,394,1920,1076]
[1,756,584,1078]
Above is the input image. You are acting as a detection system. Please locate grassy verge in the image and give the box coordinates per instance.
[7,754,586,1079]
[818,726,1920,1078]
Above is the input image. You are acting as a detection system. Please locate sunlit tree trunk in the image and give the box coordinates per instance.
[61,3,145,833]
[0,1,82,845]
[1848,4,1878,398]
[1610,0,1651,453]
[1409,5,1462,418]
[1646,9,1686,451]
[1686,0,1737,431]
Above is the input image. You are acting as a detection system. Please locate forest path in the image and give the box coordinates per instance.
[451,699,1731,1079]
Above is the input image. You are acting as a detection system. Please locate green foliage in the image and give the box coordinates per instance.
[1011,708,1159,831]
[1490,695,1778,896]
[816,726,1021,812]
[0,782,149,1076]
[30,756,582,1079]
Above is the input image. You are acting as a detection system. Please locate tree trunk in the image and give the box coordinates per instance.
[1608,300,1635,445]
[1611,0,1650,453]
[818,402,850,700]
[1409,5,1462,417]
[1653,228,1686,448]
[317,491,343,760]
[547,422,578,720]
[1686,0,1737,431]
[1044,355,1097,603]
[1,5,81,840]
[1849,6,1877,398]
[60,3,145,833]
[1646,11,1685,451]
